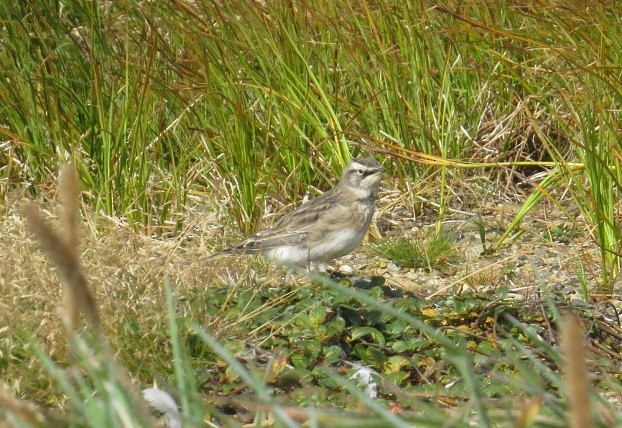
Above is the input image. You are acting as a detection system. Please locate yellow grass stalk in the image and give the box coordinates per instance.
[561,315,592,428]
[21,164,100,331]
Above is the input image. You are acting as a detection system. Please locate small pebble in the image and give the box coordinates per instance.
[340,264,354,274]
[426,278,441,288]
[387,262,400,273]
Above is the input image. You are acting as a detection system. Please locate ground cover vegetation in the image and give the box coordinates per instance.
[1,0,622,426]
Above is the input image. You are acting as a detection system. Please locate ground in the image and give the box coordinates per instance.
[1,181,621,424]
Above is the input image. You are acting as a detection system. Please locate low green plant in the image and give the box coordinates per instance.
[544,223,582,244]
[373,233,459,271]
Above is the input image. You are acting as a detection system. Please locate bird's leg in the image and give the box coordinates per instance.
[305,248,313,273]
[314,262,327,273]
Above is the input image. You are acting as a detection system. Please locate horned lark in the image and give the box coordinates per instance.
[214,157,384,269]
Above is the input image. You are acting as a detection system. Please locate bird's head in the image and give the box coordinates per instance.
[340,157,384,196]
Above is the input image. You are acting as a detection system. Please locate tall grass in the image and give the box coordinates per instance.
[0,0,621,283]
[2,4,619,208]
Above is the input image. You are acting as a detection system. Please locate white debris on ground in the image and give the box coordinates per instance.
[349,364,379,398]
[143,388,182,428]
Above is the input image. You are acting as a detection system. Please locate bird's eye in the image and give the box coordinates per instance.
[357,169,365,175]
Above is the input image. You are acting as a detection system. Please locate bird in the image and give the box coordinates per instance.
[212,156,384,270]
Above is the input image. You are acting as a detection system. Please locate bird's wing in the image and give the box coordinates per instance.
[224,229,308,253]
[269,189,337,231]
[217,189,339,255]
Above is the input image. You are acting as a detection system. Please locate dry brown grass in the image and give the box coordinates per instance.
[0,179,252,403]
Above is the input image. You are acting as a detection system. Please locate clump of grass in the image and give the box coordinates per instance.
[373,233,459,271]
[544,222,582,244]
[463,265,504,289]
